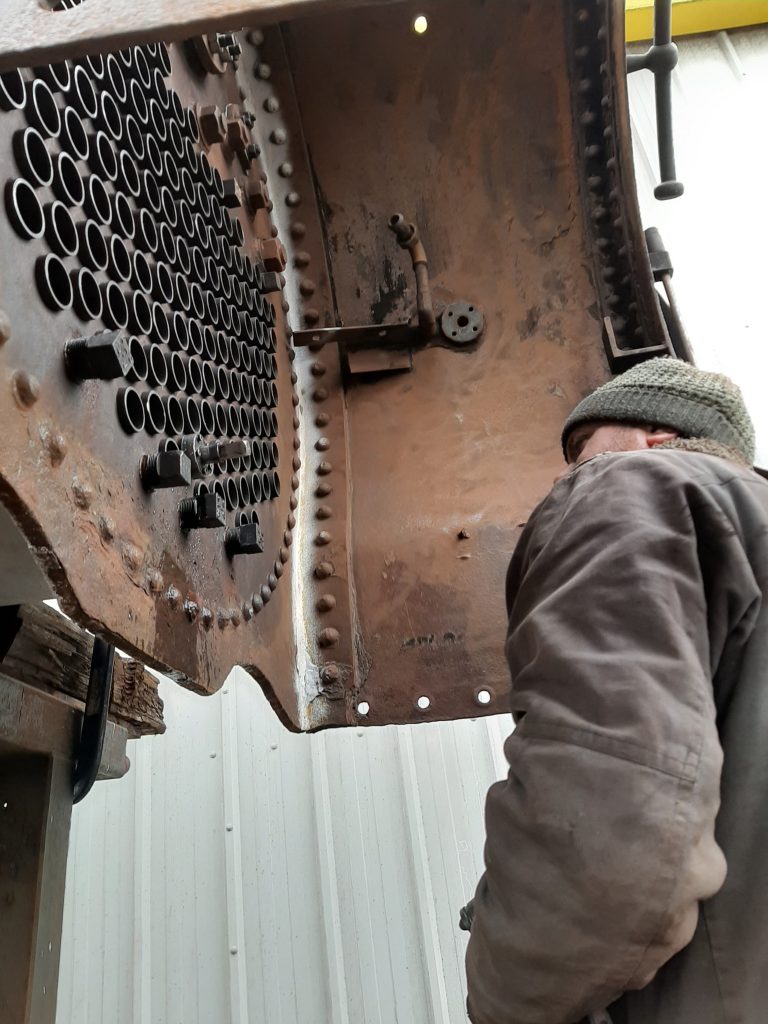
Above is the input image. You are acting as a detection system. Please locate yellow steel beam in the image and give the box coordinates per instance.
[626,0,768,42]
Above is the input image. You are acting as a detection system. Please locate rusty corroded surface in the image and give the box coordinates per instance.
[0,0,667,729]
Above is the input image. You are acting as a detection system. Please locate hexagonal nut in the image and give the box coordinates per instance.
[222,178,244,209]
[246,178,270,212]
[259,238,288,273]
[224,105,249,154]
[198,104,225,146]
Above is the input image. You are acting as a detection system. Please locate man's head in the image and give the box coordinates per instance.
[561,357,755,467]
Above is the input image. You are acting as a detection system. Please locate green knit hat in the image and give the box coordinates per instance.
[562,358,756,464]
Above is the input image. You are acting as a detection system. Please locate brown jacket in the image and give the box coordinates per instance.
[466,449,768,1024]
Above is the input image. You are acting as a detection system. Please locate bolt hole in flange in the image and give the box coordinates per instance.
[474,688,493,707]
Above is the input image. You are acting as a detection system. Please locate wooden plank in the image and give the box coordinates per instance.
[0,604,165,737]
[0,0,399,72]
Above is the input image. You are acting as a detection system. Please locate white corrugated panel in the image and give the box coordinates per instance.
[57,27,768,1024]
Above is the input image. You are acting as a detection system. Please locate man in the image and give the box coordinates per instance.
[464,357,767,1024]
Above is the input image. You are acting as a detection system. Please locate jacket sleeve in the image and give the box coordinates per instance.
[465,454,728,1024]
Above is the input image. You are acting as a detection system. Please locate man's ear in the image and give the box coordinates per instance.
[645,428,678,449]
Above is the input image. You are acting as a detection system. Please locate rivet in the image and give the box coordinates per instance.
[278,161,294,177]
[279,546,290,563]
[318,627,340,648]
[310,361,327,377]
[317,594,336,612]
[251,593,264,613]
[294,251,311,268]
[314,561,334,579]
[270,128,287,144]
[287,513,296,528]
[304,308,320,326]
[317,437,332,453]
[291,473,300,490]
[289,495,298,511]
[317,461,332,476]
[316,530,332,546]
[218,610,230,629]
[290,370,298,384]
[292,392,300,407]
[201,607,214,629]
[274,560,284,578]
[312,387,328,402]
[300,278,316,297]
[0,309,11,344]
[256,62,272,80]
[12,370,39,408]
[580,110,596,126]
[288,348,296,362]
[286,191,301,208]
[147,568,163,592]
[246,28,264,45]
[320,664,340,684]
[283,531,293,547]
[317,505,332,520]
[293,435,301,450]
[99,515,115,544]
[71,476,93,509]
[231,608,241,627]
[184,599,199,621]
[315,482,332,498]
[260,583,272,603]
[264,96,280,113]
[40,425,67,466]
[315,412,331,427]
[292,414,300,429]
[270,224,278,237]
[166,585,182,609]
[282,298,290,313]
[292,454,301,471]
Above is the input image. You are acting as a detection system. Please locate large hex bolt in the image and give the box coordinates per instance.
[260,271,283,294]
[246,178,271,212]
[257,238,287,273]
[179,491,226,530]
[224,105,249,154]
[222,178,244,209]
[64,330,132,380]
[198,105,225,146]
[199,438,248,465]
[225,522,264,557]
[140,450,193,490]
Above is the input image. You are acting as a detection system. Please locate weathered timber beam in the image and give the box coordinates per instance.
[0,0,402,72]
[0,604,165,737]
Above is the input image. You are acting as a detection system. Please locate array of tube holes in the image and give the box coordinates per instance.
[0,43,280,528]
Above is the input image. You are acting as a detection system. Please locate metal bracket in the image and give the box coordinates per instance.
[602,315,670,372]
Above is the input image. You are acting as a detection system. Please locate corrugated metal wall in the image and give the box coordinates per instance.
[56,26,768,1024]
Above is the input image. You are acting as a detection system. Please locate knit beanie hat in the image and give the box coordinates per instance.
[562,358,756,464]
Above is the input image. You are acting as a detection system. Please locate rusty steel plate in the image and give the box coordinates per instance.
[0,0,669,730]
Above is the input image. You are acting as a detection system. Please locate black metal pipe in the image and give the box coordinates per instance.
[76,218,108,271]
[183,396,202,435]
[161,187,179,230]
[60,105,89,160]
[117,385,145,432]
[188,318,204,357]
[215,402,228,437]
[73,638,116,804]
[219,298,233,334]
[161,149,180,192]
[101,281,129,329]
[44,200,78,257]
[35,61,71,94]
[168,118,184,162]
[129,77,149,126]
[216,331,231,365]
[52,151,84,206]
[201,358,216,396]
[189,282,205,321]
[170,310,190,352]
[95,89,123,142]
[216,364,231,400]
[230,340,242,370]
[240,373,252,403]
[67,65,98,118]
[183,354,203,394]
[173,271,191,313]
[138,169,161,214]
[126,337,148,383]
[157,222,176,264]
[36,253,73,311]
[191,246,208,286]
[112,191,135,240]
[5,178,45,240]
[70,267,103,322]
[163,394,185,436]
[103,53,128,104]
[205,290,220,327]
[26,78,61,138]
[107,234,132,282]
[151,303,170,345]
[201,398,215,434]
[150,260,173,303]
[142,390,167,435]
[123,113,145,162]
[128,290,153,336]
[135,207,159,253]
[0,69,26,111]
[144,135,164,178]
[203,326,217,362]
[149,67,168,109]
[87,130,118,182]
[117,150,140,198]
[14,127,53,186]
[185,108,199,145]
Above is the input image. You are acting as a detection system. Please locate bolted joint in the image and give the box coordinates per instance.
[198,104,225,146]
[198,438,248,465]
[257,237,287,273]
[140,451,193,490]
[260,270,283,294]
[222,177,244,209]
[243,142,261,164]
[64,330,132,381]
[246,177,270,212]
[225,105,249,154]
[225,522,264,557]
[179,492,226,530]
